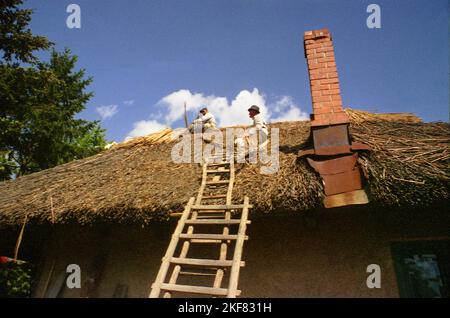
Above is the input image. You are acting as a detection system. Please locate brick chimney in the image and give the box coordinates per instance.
[304,28,349,126]
[299,28,370,208]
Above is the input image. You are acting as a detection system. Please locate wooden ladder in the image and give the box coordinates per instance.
[149,151,252,298]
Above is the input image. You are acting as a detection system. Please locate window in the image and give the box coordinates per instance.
[391,240,450,298]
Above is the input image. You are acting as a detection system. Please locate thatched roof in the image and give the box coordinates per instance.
[0,109,448,226]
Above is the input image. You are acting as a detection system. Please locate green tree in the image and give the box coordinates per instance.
[0,0,52,64]
[0,1,107,180]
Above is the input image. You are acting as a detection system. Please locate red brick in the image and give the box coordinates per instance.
[327,72,339,79]
[312,73,329,80]
[313,113,325,121]
[318,67,336,74]
[312,66,328,72]
[319,70,333,77]
[317,101,333,108]
[315,68,331,74]
[330,100,343,107]
[313,95,331,103]
[312,28,330,36]
[316,46,333,54]
[312,86,323,91]
[331,112,350,124]
[325,51,335,58]
[330,94,342,102]
[330,89,340,95]
[311,119,325,127]
[321,89,340,96]
[309,53,326,59]
[330,83,340,89]
[305,43,324,49]
[331,106,344,113]
[313,107,332,115]
[314,85,331,91]
[315,38,330,43]
[311,90,322,97]
[310,85,324,92]
[323,113,334,121]
[317,57,334,63]
[308,64,321,71]
[321,78,339,84]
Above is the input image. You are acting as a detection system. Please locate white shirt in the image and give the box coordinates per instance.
[194,112,216,126]
[249,113,268,136]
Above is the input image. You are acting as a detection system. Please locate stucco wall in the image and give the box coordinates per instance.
[30,205,449,298]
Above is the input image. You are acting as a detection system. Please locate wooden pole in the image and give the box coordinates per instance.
[149,197,195,298]
[184,102,188,128]
[227,196,250,298]
[13,214,28,262]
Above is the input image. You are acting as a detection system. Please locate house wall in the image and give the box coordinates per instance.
[31,205,449,298]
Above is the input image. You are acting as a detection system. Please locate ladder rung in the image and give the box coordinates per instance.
[194,215,227,219]
[192,210,227,213]
[206,180,230,185]
[207,162,230,167]
[179,271,217,277]
[192,204,252,210]
[190,239,222,244]
[185,219,241,225]
[206,169,230,173]
[160,283,228,296]
[170,257,244,267]
[201,194,227,199]
[179,233,243,240]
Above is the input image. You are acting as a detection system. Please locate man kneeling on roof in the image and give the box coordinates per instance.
[189,107,216,133]
[247,105,268,142]
[235,105,269,161]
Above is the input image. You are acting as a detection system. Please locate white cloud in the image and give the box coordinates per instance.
[157,89,214,124]
[96,104,118,120]
[123,99,135,105]
[157,88,308,127]
[270,96,309,122]
[125,120,167,140]
[218,89,268,127]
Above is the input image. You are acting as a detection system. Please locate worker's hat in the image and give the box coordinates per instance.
[247,105,260,113]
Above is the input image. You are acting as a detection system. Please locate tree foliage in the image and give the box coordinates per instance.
[0,262,32,298]
[0,0,52,64]
[0,1,107,180]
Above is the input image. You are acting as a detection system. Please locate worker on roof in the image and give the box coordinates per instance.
[235,105,269,162]
[247,105,268,139]
[189,107,217,133]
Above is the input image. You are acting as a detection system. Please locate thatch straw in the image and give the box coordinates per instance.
[0,109,448,226]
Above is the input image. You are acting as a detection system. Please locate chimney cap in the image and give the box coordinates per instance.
[304,28,331,40]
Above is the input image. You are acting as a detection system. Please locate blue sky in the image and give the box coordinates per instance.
[28,0,449,142]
